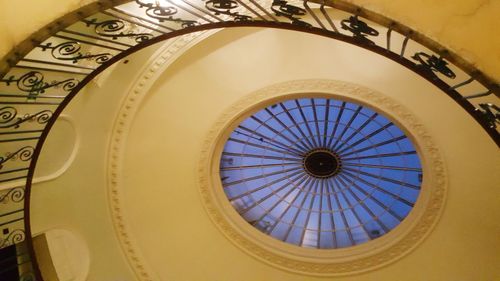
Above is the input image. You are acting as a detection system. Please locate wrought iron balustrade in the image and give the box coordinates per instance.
[0,187,36,280]
[0,0,498,279]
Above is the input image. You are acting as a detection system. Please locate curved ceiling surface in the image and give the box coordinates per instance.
[2,1,496,278]
[26,24,500,281]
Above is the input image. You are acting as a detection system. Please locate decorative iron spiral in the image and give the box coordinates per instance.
[341,16,379,45]
[38,42,113,64]
[0,109,55,129]
[412,52,456,79]
[93,53,113,64]
[85,19,154,43]
[17,71,45,92]
[60,79,78,91]
[131,33,152,43]
[135,0,198,27]
[54,41,81,56]
[0,106,17,124]
[271,0,311,27]
[0,108,54,129]
[51,41,113,64]
[220,97,422,249]
[0,187,25,203]
[0,229,26,248]
[0,146,35,169]
[2,71,79,96]
[32,110,52,124]
[143,2,178,19]
[205,0,252,21]
[17,147,34,161]
[96,19,127,33]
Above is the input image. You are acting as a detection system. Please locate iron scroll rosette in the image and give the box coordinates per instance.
[198,80,447,276]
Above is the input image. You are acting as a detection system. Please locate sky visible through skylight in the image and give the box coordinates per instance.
[220,97,422,249]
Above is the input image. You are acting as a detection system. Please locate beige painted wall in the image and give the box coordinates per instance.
[0,0,499,80]
[0,0,93,57]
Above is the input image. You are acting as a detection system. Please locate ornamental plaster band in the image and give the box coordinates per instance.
[105,29,447,281]
[198,79,447,276]
[107,30,216,281]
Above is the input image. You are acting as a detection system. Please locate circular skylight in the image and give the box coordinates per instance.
[219,97,422,249]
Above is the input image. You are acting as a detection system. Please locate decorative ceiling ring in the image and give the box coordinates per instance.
[106,31,217,281]
[0,0,496,279]
[199,79,447,276]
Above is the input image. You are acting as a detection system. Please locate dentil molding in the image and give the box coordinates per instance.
[107,30,215,281]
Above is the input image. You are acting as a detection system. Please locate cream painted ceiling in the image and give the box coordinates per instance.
[30,25,500,281]
[0,1,498,281]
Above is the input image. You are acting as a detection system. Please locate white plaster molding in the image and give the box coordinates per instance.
[0,114,79,191]
[33,115,80,184]
[197,79,447,276]
[106,30,217,281]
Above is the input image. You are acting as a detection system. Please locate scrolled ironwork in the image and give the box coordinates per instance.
[135,0,198,27]
[0,146,35,170]
[83,18,155,43]
[0,106,17,124]
[1,71,79,99]
[24,110,53,126]
[0,229,26,248]
[205,0,252,21]
[412,52,456,79]
[341,15,379,45]
[0,106,53,129]
[0,187,25,203]
[39,41,113,64]
[271,0,311,27]
[477,103,500,129]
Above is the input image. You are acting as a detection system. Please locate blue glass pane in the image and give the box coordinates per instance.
[220,97,422,249]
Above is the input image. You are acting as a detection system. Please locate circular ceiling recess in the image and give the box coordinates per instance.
[199,80,446,276]
[219,97,422,249]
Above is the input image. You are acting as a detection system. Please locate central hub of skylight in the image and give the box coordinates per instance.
[303,149,341,178]
[219,97,422,249]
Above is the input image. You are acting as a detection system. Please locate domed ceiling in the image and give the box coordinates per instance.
[30,26,499,281]
[0,1,496,281]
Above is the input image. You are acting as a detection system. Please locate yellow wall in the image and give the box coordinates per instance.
[345,0,500,80]
[0,0,499,80]
[0,0,92,58]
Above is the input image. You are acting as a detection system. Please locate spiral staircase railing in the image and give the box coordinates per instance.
[0,0,498,279]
